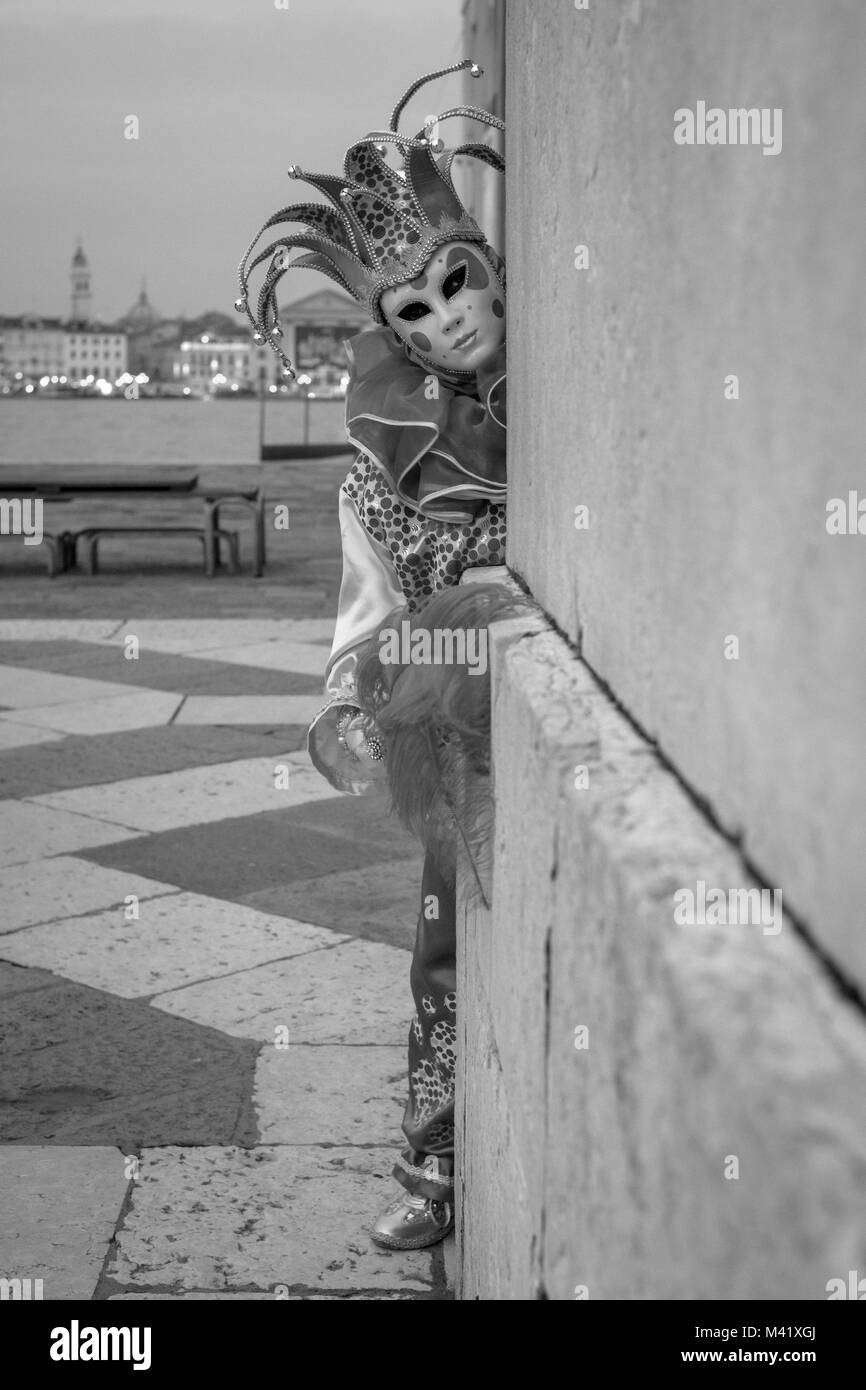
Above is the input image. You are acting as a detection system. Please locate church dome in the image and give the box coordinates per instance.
[124,284,158,330]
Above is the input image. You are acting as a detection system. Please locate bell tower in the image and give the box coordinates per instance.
[70,238,93,323]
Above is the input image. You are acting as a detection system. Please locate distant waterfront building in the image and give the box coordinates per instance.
[0,315,127,385]
[0,243,127,385]
[70,239,93,323]
[276,289,369,388]
[123,280,158,334]
[0,257,369,391]
[63,324,127,380]
[0,314,66,379]
[118,281,163,374]
[170,334,254,392]
[165,289,370,394]
[146,313,232,384]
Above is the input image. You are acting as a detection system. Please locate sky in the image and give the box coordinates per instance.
[0,0,466,322]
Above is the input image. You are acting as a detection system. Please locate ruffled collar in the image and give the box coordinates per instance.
[343,326,506,525]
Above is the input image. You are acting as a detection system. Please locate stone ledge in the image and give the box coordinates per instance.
[457,606,866,1300]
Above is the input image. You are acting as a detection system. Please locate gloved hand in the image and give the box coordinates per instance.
[337,709,389,781]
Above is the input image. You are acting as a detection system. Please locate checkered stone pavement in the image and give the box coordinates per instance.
[0,619,453,1300]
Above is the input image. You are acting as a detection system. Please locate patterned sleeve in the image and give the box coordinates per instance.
[306,468,406,795]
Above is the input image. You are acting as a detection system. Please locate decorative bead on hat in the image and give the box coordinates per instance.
[235,59,504,379]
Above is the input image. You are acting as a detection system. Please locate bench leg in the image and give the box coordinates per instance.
[44,535,63,578]
[227,494,265,576]
[212,505,222,569]
[202,501,218,578]
[254,494,265,577]
[61,531,77,572]
[85,535,99,576]
[219,528,240,575]
[195,531,231,578]
[201,495,265,577]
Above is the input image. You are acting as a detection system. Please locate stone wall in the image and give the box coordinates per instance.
[506,0,866,984]
[456,0,866,1300]
[457,615,866,1299]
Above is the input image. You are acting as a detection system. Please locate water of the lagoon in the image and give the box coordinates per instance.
[0,398,348,466]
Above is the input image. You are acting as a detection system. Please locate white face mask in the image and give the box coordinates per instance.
[379,240,505,375]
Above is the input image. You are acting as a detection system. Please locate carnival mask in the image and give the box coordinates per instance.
[378,240,505,375]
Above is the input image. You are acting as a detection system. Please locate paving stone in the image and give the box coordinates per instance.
[0,664,136,708]
[108,1291,279,1300]
[0,802,141,868]
[82,807,411,903]
[0,978,259,1146]
[275,792,419,853]
[0,641,322,696]
[0,856,176,934]
[0,720,64,751]
[306,1291,426,1299]
[241,859,421,950]
[0,621,121,642]
[152,938,411,1044]
[0,1146,130,1300]
[32,753,342,832]
[196,640,333,675]
[176,695,323,726]
[0,959,61,996]
[7,690,183,736]
[0,583,332,623]
[0,725,303,800]
[254,1045,406,1144]
[0,465,441,1302]
[107,1146,433,1292]
[107,1289,422,1300]
[1,893,346,997]
[93,619,335,655]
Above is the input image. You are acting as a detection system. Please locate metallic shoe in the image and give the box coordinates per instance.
[371,1191,454,1250]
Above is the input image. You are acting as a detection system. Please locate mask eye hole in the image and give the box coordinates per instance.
[396,301,429,323]
[441,262,468,300]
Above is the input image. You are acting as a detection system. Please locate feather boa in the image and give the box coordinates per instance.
[354,582,535,899]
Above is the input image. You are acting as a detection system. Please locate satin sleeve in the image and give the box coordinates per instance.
[326,485,405,687]
[306,479,406,795]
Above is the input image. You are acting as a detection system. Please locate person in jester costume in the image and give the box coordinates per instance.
[237,58,528,1249]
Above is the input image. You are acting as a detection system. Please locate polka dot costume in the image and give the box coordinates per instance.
[342,452,507,610]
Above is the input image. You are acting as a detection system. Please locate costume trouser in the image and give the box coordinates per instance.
[392,848,457,1203]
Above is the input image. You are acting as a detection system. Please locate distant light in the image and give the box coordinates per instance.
[308,391,317,399]
[14,372,22,380]
[135,373,149,384]
[339,374,350,388]
[268,384,277,393]
[40,375,50,386]
[182,387,191,395]
[50,375,59,384]
[24,384,34,393]
[231,382,239,391]
[212,373,226,385]
[201,334,209,343]
[180,341,190,350]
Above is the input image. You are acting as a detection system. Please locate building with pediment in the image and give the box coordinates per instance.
[260,288,370,390]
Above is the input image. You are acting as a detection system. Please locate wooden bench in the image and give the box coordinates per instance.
[77,525,241,576]
[0,467,266,578]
